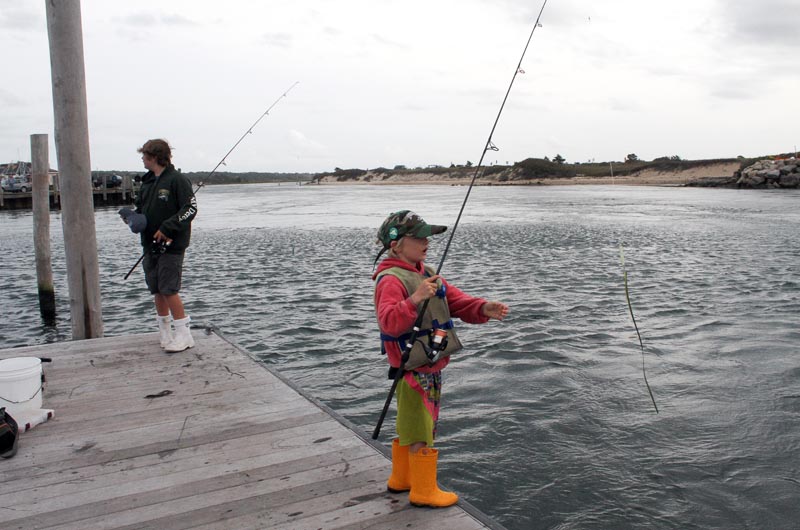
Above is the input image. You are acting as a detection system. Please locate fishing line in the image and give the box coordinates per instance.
[434,2,548,275]
[123,81,300,279]
[372,2,550,439]
[619,244,659,413]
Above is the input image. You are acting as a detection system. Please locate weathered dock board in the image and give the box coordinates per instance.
[0,328,502,530]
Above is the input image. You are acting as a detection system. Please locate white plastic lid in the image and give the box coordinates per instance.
[0,357,42,372]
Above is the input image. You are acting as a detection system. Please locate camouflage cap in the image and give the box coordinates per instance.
[377,210,447,248]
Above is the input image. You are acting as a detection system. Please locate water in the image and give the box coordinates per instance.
[1,184,798,529]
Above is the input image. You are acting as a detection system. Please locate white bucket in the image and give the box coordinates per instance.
[0,357,43,418]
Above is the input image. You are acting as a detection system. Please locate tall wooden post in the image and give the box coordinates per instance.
[46,0,103,339]
[31,134,57,324]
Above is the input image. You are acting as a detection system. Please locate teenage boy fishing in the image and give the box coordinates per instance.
[130,139,197,353]
[372,210,509,508]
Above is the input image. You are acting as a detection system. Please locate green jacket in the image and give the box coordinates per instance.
[134,164,197,253]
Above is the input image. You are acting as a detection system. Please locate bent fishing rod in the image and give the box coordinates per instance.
[123,81,300,280]
[372,1,550,440]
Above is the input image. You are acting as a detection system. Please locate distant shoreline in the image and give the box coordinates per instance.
[310,161,742,187]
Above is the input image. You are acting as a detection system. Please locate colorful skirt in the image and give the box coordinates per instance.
[396,370,442,447]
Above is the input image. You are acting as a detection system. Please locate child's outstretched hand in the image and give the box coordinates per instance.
[482,301,509,321]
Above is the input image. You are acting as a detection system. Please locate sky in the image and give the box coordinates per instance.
[1,0,798,173]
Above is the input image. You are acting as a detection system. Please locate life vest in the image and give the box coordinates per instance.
[375,265,463,370]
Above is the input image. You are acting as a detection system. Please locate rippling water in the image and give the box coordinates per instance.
[1,184,798,529]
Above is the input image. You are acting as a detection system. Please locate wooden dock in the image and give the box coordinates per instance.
[0,327,502,530]
[0,188,135,210]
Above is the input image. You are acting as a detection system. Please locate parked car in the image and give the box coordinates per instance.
[92,174,123,188]
[1,175,32,193]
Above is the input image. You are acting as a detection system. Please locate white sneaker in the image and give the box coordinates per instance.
[156,315,173,348]
[165,316,195,353]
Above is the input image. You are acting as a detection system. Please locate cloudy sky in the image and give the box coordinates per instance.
[1,0,798,173]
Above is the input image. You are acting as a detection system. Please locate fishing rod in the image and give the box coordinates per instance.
[372,1,550,440]
[123,81,300,280]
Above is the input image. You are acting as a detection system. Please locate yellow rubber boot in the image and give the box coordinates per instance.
[408,447,458,508]
[387,438,411,493]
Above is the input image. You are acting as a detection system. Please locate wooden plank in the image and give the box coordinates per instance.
[28,458,389,529]
[1,406,333,478]
[2,410,334,475]
[42,371,293,417]
[44,361,279,404]
[184,480,412,530]
[0,417,362,495]
[44,376,290,419]
[0,434,367,506]
[268,500,488,530]
[43,350,265,384]
[9,384,311,442]
[13,397,316,446]
[0,331,192,359]
[187,488,488,530]
[2,448,384,526]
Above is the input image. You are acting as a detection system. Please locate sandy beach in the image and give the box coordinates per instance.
[313,161,742,186]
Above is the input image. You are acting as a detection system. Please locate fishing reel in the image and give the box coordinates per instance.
[151,240,170,255]
[422,328,449,364]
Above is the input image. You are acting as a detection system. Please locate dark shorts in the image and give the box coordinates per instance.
[142,251,185,295]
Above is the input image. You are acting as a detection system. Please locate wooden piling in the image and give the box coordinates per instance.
[122,174,131,202]
[31,134,56,324]
[46,0,103,339]
[52,173,60,206]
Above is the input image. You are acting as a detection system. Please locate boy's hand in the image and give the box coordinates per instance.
[481,301,509,321]
[410,275,441,305]
[153,230,173,244]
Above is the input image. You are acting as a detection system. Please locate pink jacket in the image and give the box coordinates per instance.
[372,257,489,372]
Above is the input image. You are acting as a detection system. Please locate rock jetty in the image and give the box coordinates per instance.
[687,158,799,189]
[735,159,799,188]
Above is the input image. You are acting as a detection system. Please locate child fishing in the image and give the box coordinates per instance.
[372,210,509,508]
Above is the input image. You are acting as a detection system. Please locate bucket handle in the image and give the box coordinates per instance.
[0,384,43,405]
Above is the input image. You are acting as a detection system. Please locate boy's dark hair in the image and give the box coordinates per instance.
[137,139,172,166]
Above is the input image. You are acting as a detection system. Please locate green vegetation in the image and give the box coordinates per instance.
[511,156,747,180]
[513,158,577,179]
